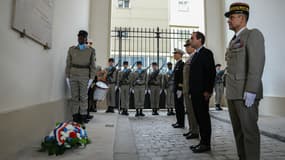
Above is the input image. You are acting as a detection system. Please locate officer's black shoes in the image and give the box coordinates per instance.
[186,133,199,139]
[190,144,200,150]
[183,131,191,137]
[172,123,178,127]
[191,144,211,153]
[215,104,223,111]
[173,123,184,128]
[139,109,145,116]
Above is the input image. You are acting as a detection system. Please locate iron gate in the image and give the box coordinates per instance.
[111,27,195,109]
[111,27,195,69]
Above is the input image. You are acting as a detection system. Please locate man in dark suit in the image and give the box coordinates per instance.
[188,32,216,153]
[171,48,185,128]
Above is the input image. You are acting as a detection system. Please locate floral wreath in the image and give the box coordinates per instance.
[39,121,91,156]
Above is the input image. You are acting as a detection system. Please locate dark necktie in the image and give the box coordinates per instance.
[231,35,237,41]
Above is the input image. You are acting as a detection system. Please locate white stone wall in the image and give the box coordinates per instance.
[0,0,90,113]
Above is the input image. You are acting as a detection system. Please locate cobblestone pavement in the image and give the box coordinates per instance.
[129,111,285,160]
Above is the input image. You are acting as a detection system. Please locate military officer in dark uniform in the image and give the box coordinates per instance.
[171,48,185,128]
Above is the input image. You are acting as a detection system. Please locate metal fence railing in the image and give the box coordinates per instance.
[110,27,196,109]
[111,27,195,71]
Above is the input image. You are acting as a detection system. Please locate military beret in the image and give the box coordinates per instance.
[136,61,142,65]
[78,30,88,37]
[123,61,128,65]
[152,62,158,65]
[167,62,172,65]
[108,58,115,62]
[215,64,222,67]
[225,2,249,17]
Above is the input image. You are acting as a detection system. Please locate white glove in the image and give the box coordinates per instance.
[115,86,118,91]
[164,90,167,95]
[66,78,71,89]
[176,90,182,98]
[130,88,134,93]
[87,79,93,89]
[243,92,256,108]
[145,89,151,94]
[159,89,162,94]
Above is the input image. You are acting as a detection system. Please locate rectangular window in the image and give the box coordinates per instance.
[118,0,130,8]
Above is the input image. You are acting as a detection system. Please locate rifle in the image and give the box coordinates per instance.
[107,63,119,82]
[165,69,174,88]
[119,62,136,86]
[148,63,166,85]
[132,65,151,86]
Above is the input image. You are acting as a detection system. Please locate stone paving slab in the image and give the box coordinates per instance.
[128,111,285,160]
[18,111,118,160]
[210,109,285,142]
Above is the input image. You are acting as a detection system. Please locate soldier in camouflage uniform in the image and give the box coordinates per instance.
[118,61,131,115]
[164,62,175,116]
[65,30,96,124]
[105,58,118,113]
[130,61,147,117]
[214,64,224,111]
[148,62,163,115]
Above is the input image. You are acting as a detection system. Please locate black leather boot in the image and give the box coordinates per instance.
[106,106,115,113]
[125,109,129,116]
[167,108,171,116]
[140,109,145,116]
[170,108,175,115]
[135,109,140,117]
[215,104,223,111]
[152,109,155,115]
[154,109,159,115]
[72,114,81,123]
[81,115,90,124]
